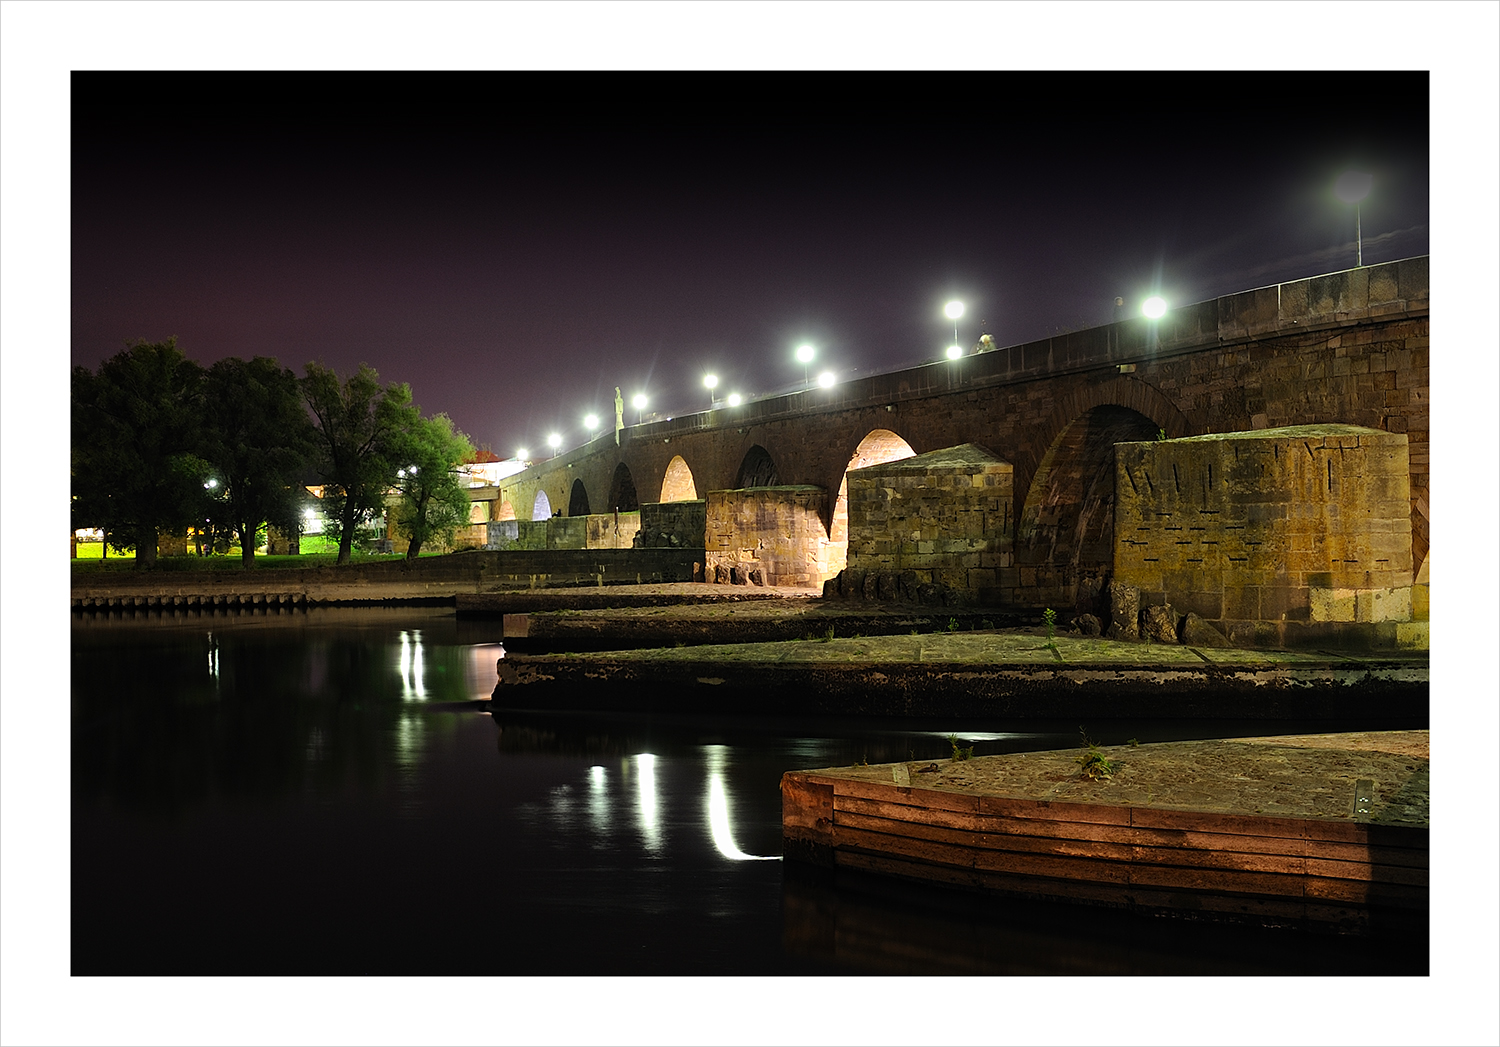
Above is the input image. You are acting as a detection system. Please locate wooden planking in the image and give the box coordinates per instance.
[830,795,1427,872]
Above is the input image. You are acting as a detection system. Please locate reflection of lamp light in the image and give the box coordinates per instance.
[635,753,662,852]
[704,745,780,861]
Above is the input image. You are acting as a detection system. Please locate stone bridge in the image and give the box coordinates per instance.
[489,257,1429,623]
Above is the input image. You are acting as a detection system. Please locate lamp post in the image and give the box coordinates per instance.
[795,344,815,387]
[584,413,600,441]
[944,300,964,356]
[632,393,647,424]
[703,373,718,407]
[1335,171,1373,267]
[516,447,528,464]
[547,433,561,458]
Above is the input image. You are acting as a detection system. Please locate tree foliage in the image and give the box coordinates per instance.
[200,357,317,564]
[390,413,476,559]
[301,362,420,565]
[71,338,209,566]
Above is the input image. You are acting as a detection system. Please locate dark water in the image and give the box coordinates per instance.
[71,606,1427,976]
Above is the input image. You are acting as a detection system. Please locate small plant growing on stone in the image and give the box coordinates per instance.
[819,625,836,642]
[981,619,994,630]
[1043,607,1058,648]
[947,617,959,632]
[1157,428,1168,441]
[1075,727,1115,780]
[948,734,974,761]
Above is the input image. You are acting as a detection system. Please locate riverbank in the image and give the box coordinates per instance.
[782,730,1429,934]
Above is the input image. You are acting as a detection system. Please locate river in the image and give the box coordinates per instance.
[71,606,1426,978]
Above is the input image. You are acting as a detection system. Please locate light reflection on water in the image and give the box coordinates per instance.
[71,607,1426,976]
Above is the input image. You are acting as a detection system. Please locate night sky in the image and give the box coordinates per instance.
[71,71,1431,458]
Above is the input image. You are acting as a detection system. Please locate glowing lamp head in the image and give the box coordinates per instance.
[516,448,528,461]
[946,345,963,360]
[1142,296,1167,320]
[703,374,719,391]
[547,433,561,449]
[727,392,742,407]
[944,300,964,320]
[584,413,599,430]
[204,478,218,489]
[795,344,815,364]
[631,394,647,410]
[817,371,835,389]
[1335,170,1373,204]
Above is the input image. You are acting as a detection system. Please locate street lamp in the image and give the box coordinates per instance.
[584,413,600,439]
[727,392,742,407]
[1142,296,1167,319]
[795,343,815,386]
[944,300,964,352]
[817,371,835,389]
[703,373,718,407]
[631,393,647,424]
[1335,170,1373,267]
[547,432,561,457]
[946,345,963,360]
[516,447,528,462]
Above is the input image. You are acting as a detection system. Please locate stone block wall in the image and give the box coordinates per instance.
[546,516,588,550]
[841,444,1015,605]
[585,512,641,549]
[705,486,829,588]
[1113,424,1418,649]
[635,500,707,549]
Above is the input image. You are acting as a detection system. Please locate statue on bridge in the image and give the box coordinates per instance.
[614,387,624,445]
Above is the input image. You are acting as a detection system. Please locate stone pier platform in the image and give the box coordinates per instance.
[782,730,1429,934]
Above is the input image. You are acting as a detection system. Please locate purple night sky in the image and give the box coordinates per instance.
[71,72,1429,458]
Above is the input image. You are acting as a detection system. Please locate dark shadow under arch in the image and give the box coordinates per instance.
[608,462,639,512]
[734,445,779,489]
[1018,405,1160,613]
[568,478,591,517]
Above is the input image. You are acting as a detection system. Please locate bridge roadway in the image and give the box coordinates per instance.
[494,257,1429,605]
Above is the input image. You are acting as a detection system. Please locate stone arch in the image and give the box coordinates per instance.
[734,445,779,489]
[568,478,591,517]
[1017,404,1161,614]
[495,500,516,522]
[531,489,552,521]
[660,455,697,502]
[826,428,917,578]
[608,462,639,512]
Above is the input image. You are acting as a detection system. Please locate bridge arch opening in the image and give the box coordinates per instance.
[568,479,591,517]
[495,500,516,522]
[531,490,553,521]
[734,445,779,489]
[660,455,697,502]
[827,429,917,579]
[608,462,639,512]
[1018,404,1160,614]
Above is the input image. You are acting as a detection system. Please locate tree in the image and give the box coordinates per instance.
[71,338,208,567]
[390,413,476,560]
[200,357,317,564]
[301,363,419,565]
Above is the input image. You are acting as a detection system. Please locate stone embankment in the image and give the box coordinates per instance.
[491,629,1428,719]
